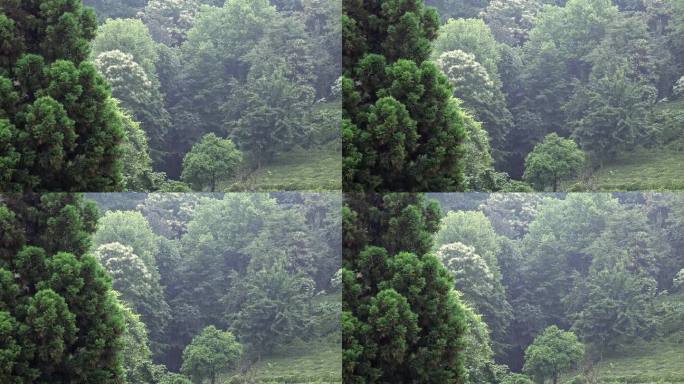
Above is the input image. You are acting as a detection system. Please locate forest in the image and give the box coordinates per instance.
[343,0,684,191]
[0,0,341,192]
[343,192,684,383]
[0,192,342,383]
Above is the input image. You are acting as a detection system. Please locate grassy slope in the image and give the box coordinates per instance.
[589,338,684,384]
[239,337,341,384]
[576,149,684,191]
[225,146,341,192]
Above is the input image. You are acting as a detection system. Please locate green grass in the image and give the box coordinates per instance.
[568,148,684,191]
[221,336,341,384]
[225,146,341,191]
[586,338,684,384]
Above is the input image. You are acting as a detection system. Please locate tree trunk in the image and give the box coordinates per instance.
[211,368,216,384]
[553,371,558,384]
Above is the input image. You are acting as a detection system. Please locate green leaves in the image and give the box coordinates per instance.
[523,325,584,383]
[343,194,468,383]
[0,0,124,191]
[181,133,242,191]
[523,133,585,191]
[343,0,466,191]
[181,325,242,384]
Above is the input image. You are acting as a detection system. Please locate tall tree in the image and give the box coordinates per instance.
[180,326,242,384]
[0,194,125,382]
[343,1,466,191]
[523,326,584,384]
[343,193,467,383]
[0,1,124,192]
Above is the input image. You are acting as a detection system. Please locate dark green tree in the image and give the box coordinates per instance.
[343,193,467,383]
[343,1,466,191]
[0,1,124,192]
[0,194,125,382]
[181,133,243,192]
[523,326,584,384]
[229,260,315,355]
[180,326,242,384]
[523,133,585,192]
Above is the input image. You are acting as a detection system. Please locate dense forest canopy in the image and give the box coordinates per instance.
[87,192,342,383]
[1,192,342,384]
[428,192,684,383]
[375,0,684,192]
[0,0,342,192]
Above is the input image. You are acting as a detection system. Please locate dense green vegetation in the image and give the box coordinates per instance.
[342,194,468,382]
[0,1,125,192]
[405,0,684,191]
[427,192,684,383]
[83,192,342,383]
[74,0,341,191]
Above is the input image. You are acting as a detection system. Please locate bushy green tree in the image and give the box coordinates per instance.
[229,260,315,355]
[229,69,315,168]
[484,0,541,46]
[95,50,171,158]
[142,0,201,47]
[117,108,165,191]
[181,133,242,191]
[181,326,242,384]
[523,133,585,191]
[566,69,657,163]
[437,242,513,354]
[435,210,502,270]
[523,326,584,384]
[565,269,657,352]
[92,18,160,80]
[94,242,171,353]
[93,210,160,269]
[343,1,466,191]
[0,194,125,382]
[0,1,124,192]
[343,194,467,383]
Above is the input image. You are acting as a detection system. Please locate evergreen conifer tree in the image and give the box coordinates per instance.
[343,193,467,383]
[342,1,466,191]
[0,1,124,192]
[0,193,125,382]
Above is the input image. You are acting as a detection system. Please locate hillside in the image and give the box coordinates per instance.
[570,148,684,191]
[226,146,341,191]
[589,337,684,384]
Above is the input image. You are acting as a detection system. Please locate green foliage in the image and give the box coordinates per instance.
[0,1,124,192]
[94,242,171,353]
[460,109,510,191]
[524,133,585,191]
[117,109,167,191]
[142,0,201,47]
[229,261,315,355]
[566,269,658,352]
[82,0,147,21]
[92,18,160,80]
[181,133,243,192]
[566,69,657,163]
[343,1,466,191]
[523,326,584,384]
[484,0,541,46]
[343,194,467,383]
[95,49,171,158]
[229,69,315,168]
[437,242,513,354]
[425,0,491,21]
[93,210,160,268]
[433,18,502,79]
[0,194,125,382]
[437,50,512,162]
[181,326,242,384]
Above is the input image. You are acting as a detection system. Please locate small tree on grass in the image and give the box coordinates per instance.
[181,326,242,384]
[524,133,585,192]
[523,326,584,384]
[181,133,242,192]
